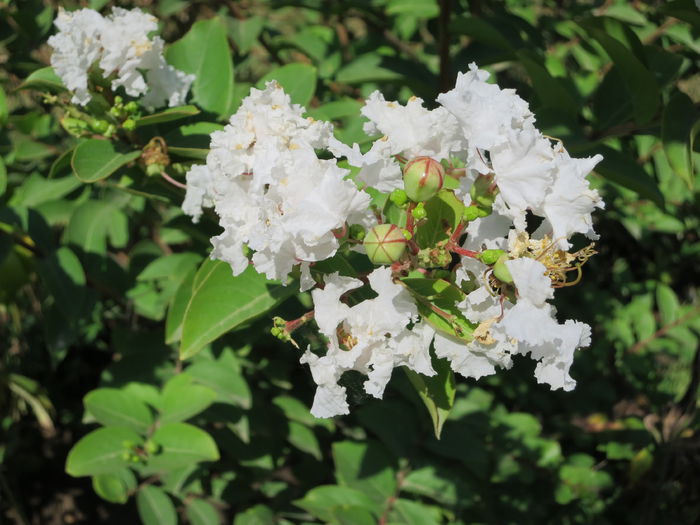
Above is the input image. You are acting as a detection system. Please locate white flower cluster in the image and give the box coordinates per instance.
[182,82,371,289]
[183,64,604,418]
[48,7,194,108]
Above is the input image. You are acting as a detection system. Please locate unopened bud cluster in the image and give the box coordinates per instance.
[183,64,604,418]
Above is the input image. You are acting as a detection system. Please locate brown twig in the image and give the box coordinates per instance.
[438,0,452,93]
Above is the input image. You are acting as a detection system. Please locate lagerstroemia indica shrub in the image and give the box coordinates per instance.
[47,6,603,421]
[26,5,615,512]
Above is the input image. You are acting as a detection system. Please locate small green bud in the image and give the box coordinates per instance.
[122,440,135,449]
[403,156,444,202]
[120,451,132,461]
[60,117,89,137]
[411,202,427,220]
[144,440,161,455]
[493,255,513,284]
[401,229,412,241]
[124,101,139,114]
[479,249,506,266]
[389,189,408,207]
[103,124,117,137]
[89,119,110,134]
[349,224,366,241]
[113,96,123,105]
[363,223,408,265]
[122,118,136,131]
[109,107,122,118]
[271,327,280,337]
[146,163,164,176]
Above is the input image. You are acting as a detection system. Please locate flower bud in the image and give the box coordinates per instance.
[403,156,444,202]
[363,223,408,265]
[60,117,89,137]
[122,118,136,131]
[493,255,513,284]
[349,224,366,241]
[124,101,139,114]
[479,249,505,265]
[411,202,427,220]
[389,188,408,207]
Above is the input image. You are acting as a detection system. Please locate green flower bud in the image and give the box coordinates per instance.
[120,451,132,461]
[124,101,139,114]
[89,119,110,134]
[493,255,513,284]
[113,96,123,105]
[109,106,123,118]
[349,224,366,241]
[479,249,506,266]
[146,163,165,176]
[363,223,408,265]
[144,440,161,455]
[122,118,136,131]
[411,202,427,220]
[103,124,117,138]
[60,117,89,137]
[403,156,444,202]
[389,188,408,207]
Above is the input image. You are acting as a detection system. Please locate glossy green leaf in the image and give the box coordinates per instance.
[656,284,680,325]
[134,105,200,128]
[332,441,396,508]
[63,200,120,254]
[136,486,177,525]
[166,17,234,118]
[258,63,317,107]
[415,190,464,248]
[84,388,153,433]
[66,427,143,477]
[165,265,197,344]
[583,25,659,125]
[71,139,140,183]
[179,260,295,360]
[388,499,441,525]
[186,499,219,525]
[294,485,378,522]
[92,468,136,504]
[159,373,217,423]
[662,92,697,190]
[234,504,275,525]
[147,422,219,472]
[186,359,251,409]
[404,356,456,439]
[288,422,322,460]
[229,16,264,54]
[19,67,67,93]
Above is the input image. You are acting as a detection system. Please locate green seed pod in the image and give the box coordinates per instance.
[479,249,506,266]
[363,223,408,265]
[403,156,444,202]
[122,118,136,131]
[124,101,139,114]
[89,119,110,134]
[493,255,513,284]
[389,188,408,207]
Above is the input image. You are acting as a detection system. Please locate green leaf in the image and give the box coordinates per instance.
[179,260,295,360]
[516,50,579,118]
[63,200,120,254]
[662,92,698,190]
[147,422,219,472]
[186,499,219,525]
[166,17,234,118]
[386,0,439,18]
[294,485,378,522]
[234,505,275,525]
[288,421,322,460]
[136,486,177,525]
[335,54,404,85]
[160,373,217,423]
[84,388,153,433]
[228,16,264,55]
[258,63,318,107]
[134,105,200,128]
[187,359,251,409]
[332,441,396,508]
[71,139,140,183]
[35,246,88,321]
[592,145,664,208]
[656,284,680,325]
[18,67,67,93]
[415,190,464,248]
[388,499,441,525]
[583,25,659,125]
[92,469,136,504]
[165,265,197,344]
[66,427,143,477]
[404,356,455,439]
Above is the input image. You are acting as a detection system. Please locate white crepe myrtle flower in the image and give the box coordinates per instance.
[183,82,370,288]
[48,7,192,108]
[48,8,106,106]
[301,269,436,418]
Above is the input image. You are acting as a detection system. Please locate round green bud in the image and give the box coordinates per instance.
[109,106,123,117]
[60,117,89,137]
[403,156,444,202]
[479,249,506,266]
[349,224,366,241]
[122,118,136,131]
[113,96,123,105]
[493,255,513,284]
[363,223,408,265]
[89,119,110,134]
[144,440,160,455]
[411,202,427,220]
[103,124,117,138]
[389,188,408,207]
[124,101,139,114]
[120,451,132,461]
[146,163,164,176]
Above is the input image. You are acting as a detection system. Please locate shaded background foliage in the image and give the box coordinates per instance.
[1,0,699,524]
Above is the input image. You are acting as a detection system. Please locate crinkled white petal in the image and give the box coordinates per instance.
[182,165,214,223]
[506,257,553,306]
